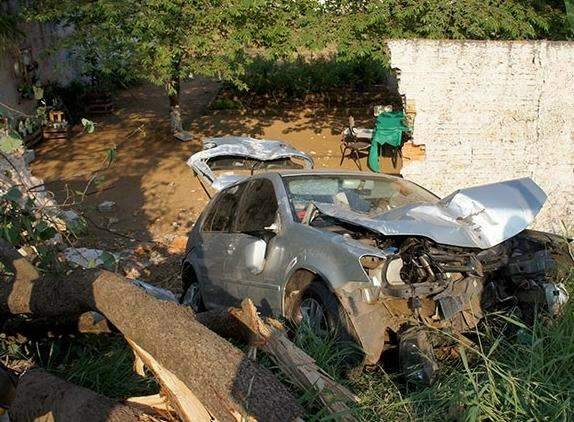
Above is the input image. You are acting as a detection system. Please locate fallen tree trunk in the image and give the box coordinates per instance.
[199,299,359,421]
[0,241,302,421]
[9,369,145,421]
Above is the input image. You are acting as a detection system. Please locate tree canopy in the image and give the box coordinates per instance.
[24,0,572,131]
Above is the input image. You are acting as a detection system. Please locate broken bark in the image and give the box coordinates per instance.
[127,338,214,422]
[0,240,302,422]
[199,299,359,421]
[9,369,146,421]
[125,393,174,418]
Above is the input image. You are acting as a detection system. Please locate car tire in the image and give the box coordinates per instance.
[290,282,355,342]
[180,265,206,313]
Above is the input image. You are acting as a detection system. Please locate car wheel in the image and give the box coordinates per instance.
[291,282,355,342]
[180,266,205,313]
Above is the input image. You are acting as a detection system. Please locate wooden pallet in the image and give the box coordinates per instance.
[42,126,71,140]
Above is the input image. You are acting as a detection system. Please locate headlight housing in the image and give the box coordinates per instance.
[360,255,384,287]
[361,255,405,287]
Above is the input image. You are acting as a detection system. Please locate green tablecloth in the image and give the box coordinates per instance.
[368,111,410,172]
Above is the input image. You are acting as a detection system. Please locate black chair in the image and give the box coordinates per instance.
[339,116,371,170]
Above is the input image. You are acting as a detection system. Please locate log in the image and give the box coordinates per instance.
[0,241,302,422]
[199,299,359,421]
[9,369,145,421]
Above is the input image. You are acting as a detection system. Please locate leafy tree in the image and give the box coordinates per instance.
[0,2,23,54]
[27,0,570,132]
[28,0,319,134]
[319,0,571,63]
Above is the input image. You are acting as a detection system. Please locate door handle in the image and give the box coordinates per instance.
[226,244,235,255]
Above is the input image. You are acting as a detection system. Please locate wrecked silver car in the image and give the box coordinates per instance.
[186,136,314,194]
[181,170,572,381]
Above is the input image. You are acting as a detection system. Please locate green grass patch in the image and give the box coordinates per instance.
[281,274,574,421]
[0,333,158,399]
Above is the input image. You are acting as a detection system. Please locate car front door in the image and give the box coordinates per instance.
[194,183,246,308]
[223,178,283,315]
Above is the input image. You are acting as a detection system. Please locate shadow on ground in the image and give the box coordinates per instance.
[31,78,400,290]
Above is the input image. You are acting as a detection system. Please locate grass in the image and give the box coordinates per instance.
[1,276,572,421]
[0,333,158,399]
[283,273,574,421]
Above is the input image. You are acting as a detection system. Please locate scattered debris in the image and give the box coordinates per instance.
[131,279,179,303]
[168,235,188,254]
[174,131,193,142]
[59,209,88,235]
[148,250,167,266]
[63,247,119,270]
[97,201,116,213]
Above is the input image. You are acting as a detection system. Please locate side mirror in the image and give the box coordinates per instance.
[245,238,267,275]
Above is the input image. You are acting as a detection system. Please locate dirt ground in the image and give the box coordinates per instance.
[31,79,405,289]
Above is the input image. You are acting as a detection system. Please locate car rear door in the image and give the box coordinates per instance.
[223,178,284,315]
[194,183,246,308]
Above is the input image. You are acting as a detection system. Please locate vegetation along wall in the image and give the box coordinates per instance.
[388,39,574,233]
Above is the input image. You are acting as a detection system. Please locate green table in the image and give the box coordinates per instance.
[368,111,410,173]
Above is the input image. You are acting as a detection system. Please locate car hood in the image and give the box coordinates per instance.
[313,178,546,249]
[187,136,314,191]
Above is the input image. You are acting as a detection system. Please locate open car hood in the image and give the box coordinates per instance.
[314,178,547,249]
[187,136,314,191]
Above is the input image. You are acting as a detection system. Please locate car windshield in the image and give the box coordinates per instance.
[284,175,439,221]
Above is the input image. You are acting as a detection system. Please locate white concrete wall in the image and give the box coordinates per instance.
[388,39,574,233]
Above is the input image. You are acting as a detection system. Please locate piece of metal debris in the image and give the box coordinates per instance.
[97,201,116,213]
[63,248,119,270]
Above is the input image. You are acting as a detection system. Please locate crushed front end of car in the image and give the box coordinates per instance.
[305,178,573,383]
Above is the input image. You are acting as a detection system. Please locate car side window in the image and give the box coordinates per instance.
[203,184,245,232]
[234,179,278,233]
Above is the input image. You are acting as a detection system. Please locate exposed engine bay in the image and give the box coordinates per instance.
[316,214,571,326]
[310,213,572,382]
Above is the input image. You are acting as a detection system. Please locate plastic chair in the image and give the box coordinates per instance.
[339,116,371,170]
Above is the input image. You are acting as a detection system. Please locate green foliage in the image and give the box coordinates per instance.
[234,54,388,99]
[0,334,158,399]
[566,0,574,31]
[0,131,23,154]
[0,187,60,271]
[289,287,574,420]
[323,0,571,54]
[0,4,23,53]
[104,145,117,168]
[27,0,320,91]
[263,274,574,421]
[26,0,571,106]
[210,97,243,110]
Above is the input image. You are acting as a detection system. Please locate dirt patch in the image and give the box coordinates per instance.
[30,79,403,289]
